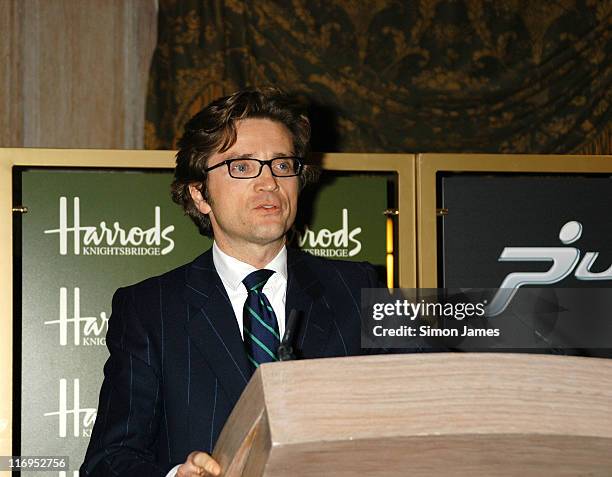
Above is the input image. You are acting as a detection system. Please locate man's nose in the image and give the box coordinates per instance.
[255,163,279,190]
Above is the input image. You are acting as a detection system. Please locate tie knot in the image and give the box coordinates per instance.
[243,269,274,293]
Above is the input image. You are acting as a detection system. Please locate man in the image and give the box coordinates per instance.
[80,88,379,476]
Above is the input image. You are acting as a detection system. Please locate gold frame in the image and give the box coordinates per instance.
[315,153,417,287]
[416,153,612,288]
[0,148,416,459]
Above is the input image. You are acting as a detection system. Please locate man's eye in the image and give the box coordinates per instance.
[231,161,252,173]
[276,161,290,170]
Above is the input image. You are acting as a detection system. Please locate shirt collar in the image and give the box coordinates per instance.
[212,241,288,291]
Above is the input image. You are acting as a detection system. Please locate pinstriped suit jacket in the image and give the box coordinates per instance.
[80,247,379,476]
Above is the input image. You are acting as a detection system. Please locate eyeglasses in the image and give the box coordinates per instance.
[204,157,303,179]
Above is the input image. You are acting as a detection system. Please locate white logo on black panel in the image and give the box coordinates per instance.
[44,197,175,256]
[488,221,612,316]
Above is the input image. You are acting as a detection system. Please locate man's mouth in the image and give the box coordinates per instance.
[255,203,280,211]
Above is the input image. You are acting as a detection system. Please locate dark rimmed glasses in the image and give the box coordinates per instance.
[204,156,304,179]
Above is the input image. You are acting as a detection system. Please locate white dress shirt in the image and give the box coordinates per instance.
[166,242,288,477]
[212,241,287,339]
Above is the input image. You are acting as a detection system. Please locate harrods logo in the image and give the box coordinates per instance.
[44,197,175,256]
[296,208,362,258]
[43,378,96,438]
[44,287,108,346]
[487,221,612,316]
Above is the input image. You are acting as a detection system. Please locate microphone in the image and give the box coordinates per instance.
[278,309,299,361]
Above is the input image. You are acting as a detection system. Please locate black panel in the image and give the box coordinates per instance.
[440,173,612,289]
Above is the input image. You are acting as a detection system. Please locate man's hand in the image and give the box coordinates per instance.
[177,451,221,477]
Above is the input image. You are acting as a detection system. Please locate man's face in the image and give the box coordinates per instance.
[190,118,300,254]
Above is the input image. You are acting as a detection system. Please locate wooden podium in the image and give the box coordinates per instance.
[213,353,612,476]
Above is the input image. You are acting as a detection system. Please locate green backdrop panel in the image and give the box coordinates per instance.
[19,168,387,474]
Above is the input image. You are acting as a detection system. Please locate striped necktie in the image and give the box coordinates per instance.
[242,269,280,371]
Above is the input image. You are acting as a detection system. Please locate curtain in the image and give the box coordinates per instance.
[145,0,611,154]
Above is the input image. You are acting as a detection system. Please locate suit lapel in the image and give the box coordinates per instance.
[183,250,251,406]
[286,249,335,358]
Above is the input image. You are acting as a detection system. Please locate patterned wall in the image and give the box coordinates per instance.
[145,0,612,155]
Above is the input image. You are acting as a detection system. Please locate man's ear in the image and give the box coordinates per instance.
[189,184,212,214]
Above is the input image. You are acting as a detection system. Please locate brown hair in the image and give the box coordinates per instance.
[171,87,319,237]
